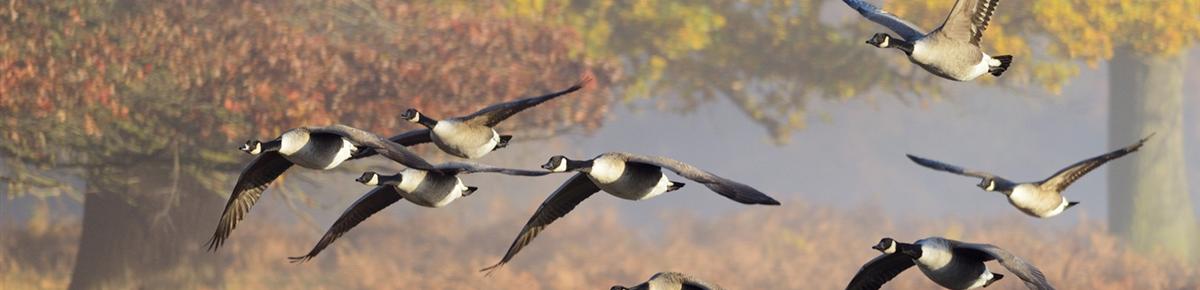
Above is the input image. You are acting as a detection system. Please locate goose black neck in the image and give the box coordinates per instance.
[415,115,438,128]
[889,38,914,55]
[568,159,594,171]
[378,174,404,186]
[261,140,282,152]
[896,243,923,258]
[991,180,1017,194]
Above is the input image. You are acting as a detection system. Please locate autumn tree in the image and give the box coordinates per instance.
[0,1,611,289]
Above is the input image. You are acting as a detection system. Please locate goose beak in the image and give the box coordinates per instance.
[871,244,886,251]
[541,163,554,170]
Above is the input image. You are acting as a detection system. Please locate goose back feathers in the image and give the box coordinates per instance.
[481,152,778,274]
[613,272,726,290]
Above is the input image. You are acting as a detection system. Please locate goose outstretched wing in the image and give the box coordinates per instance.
[435,162,555,176]
[481,173,600,274]
[349,128,432,161]
[289,186,403,262]
[953,242,1055,290]
[611,152,781,205]
[938,0,1002,44]
[206,152,293,251]
[461,76,592,127]
[1037,134,1152,193]
[306,125,439,172]
[845,253,917,290]
[843,0,928,40]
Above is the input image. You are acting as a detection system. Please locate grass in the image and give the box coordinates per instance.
[3,198,1199,289]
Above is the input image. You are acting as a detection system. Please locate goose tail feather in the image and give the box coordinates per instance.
[989,55,1013,77]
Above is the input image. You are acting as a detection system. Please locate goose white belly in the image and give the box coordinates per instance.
[908,40,989,81]
[394,170,469,208]
[431,121,500,159]
[588,157,674,200]
[321,139,358,169]
[1008,184,1068,218]
[916,239,993,289]
[280,134,357,170]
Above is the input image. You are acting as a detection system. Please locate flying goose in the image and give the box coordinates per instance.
[206,124,440,251]
[287,162,552,262]
[481,152,780,274]
[906,134,1152,218]
[612,272,726,290]
[846,237,1054,290]
[400,77,592,159]
[843,0,1012,81]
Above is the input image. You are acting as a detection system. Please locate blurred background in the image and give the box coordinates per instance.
[1,0,1198,289]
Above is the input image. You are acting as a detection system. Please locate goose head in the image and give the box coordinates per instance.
[977,178,997,192]
[239,140,263,155]
[542,155,575,172]
[400,108,421,123]
[356,171,384,186]
[873,237,922,258]
[866,33,893,48]
[872,237,899,254]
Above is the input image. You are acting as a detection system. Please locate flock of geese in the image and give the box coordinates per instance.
[197,0,1157,289]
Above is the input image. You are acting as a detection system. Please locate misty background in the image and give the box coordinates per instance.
[2,1,1198,289]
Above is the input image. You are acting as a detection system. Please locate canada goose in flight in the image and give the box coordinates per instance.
[206,125,439,251]
[906,134,1152,218]
[481,152,780,274]
[846,237,1054,290]
[400,77,592,159]
[612,272,726,290]
[287,162,552,262]
[843,0,1012,81]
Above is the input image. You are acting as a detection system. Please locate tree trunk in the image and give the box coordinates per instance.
[67,168,224,290]
[1107,47,1197,260]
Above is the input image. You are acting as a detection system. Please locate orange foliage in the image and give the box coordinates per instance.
[0,0,615,168]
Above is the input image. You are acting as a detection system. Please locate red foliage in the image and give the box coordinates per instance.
[0,0,615,166]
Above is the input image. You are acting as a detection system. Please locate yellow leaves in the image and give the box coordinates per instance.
[982,23,1030,65]
[508,0,547,19]
[1034,0,1198,59]
[1120,0,1200,56]
[888,0,954,30]
[83,114,99,137]
[583,18,613,57]
[1032,62,1080,95]
[1033,0,1116,62]
[677,6,725,52]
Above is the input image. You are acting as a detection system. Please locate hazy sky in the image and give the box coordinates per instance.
[534,49,1200,229]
